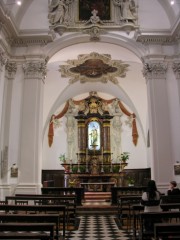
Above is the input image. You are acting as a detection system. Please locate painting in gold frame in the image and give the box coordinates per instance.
[79,0,111,21]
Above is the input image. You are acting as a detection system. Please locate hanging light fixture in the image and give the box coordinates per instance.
[5,0,22,6]
[170,0,175,5]
[16,1,22,5]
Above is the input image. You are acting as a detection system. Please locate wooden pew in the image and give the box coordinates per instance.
[111,186,146,205]
[9,195,77,226]
[41,187,84,206]
[160,203,180,211]
[117,195,141,229]
[132,204,144,238]
[0,204,66,237]
[0,213,60,239]
[0,222,55,239]
[154,222,180,239]
[161,195,180,204]
[139,211,180,240]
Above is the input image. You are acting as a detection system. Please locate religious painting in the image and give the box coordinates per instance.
[79,0,111,21]
[88,121,101,151]
[174,164,180,175]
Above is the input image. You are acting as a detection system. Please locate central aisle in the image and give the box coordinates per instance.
[64,215,133,240]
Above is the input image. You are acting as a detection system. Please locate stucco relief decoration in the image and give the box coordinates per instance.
[143,62,167,79]
[0,49,7,67]
[59,52,129,84]
[48,92,139,147]
[23,61,47,79]
[48,0,138,36]
[5,62,17,78]
[172,62,180,79]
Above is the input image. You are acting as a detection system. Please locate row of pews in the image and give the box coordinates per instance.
[0,187,82,239]
[116,192,180,240]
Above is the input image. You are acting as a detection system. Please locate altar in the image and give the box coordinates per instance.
[61,93,129,191]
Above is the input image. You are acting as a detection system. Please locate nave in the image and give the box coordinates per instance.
[63,214,133,240]
[60,194,133,240]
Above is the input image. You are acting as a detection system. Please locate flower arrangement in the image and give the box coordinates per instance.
[127,176,135,185]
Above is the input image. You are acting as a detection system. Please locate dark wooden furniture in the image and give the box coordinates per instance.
[154,223,180,239]
[160,203,180,211]
[0,204,66,237]
[80,181,115,192]
[41,187,84,206]
[137,211,180,240]
[0,213,60,239]
[0,222,55,239]
[161,195,180,204]
[42,169,64,187]
[13,194,77,225]
[117,195,142,229]
[111,186,146,205]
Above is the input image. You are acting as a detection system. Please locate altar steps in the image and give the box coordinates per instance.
[77,192,118,214]
[84,191,111,201]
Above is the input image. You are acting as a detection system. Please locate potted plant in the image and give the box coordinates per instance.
[120,152,130,163]
[59,153,66,163]
[127,176,135,186]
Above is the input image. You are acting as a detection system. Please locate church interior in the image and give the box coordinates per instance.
[0,0,180,239]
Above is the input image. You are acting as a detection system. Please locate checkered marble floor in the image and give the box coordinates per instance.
[63,215,133,240]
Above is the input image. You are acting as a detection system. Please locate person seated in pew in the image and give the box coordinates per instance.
[141,180,162,231]
[167,181,180,195]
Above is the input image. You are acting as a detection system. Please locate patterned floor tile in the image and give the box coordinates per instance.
[61,215,133,240]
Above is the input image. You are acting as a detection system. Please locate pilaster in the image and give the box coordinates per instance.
[18,59,46,193]
[142,59,172,185]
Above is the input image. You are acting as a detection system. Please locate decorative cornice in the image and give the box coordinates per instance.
[172,62,180,79]
[23,61,47,80]
[8,36,54,47]
[5,61,17,78]
[142,62,168,79]
[136,18,180,45]
[136,34,175,45]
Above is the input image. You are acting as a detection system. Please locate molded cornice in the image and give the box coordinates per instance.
[136,17,180,45]
[0,3,54,47]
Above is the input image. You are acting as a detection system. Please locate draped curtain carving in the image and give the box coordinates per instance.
[48,97,138,147]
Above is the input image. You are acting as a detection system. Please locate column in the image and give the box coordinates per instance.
[143,60,173,185]
[76,118,86,162]
[171,61,180,163]
[18,60,46,193]
[102,116,113,163]
[0,49,7,174]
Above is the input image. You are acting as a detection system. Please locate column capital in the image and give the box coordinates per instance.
[142,61,168,80]
[23,60,47,80]
[5,61,17,78]
[172,61,180,79]
[0,48,7,69]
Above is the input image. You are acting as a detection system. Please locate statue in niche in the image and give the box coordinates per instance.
[89,98,98,114]
[48,0,73,25]
[113,0,137,24]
